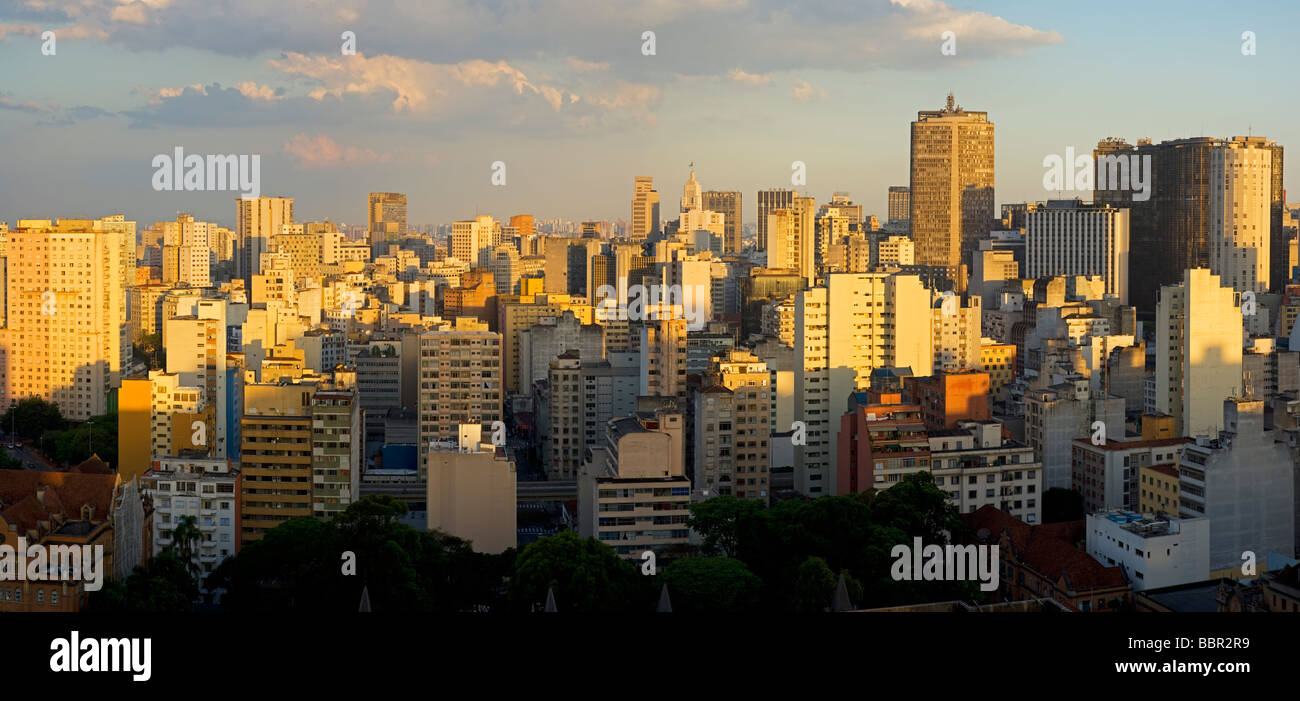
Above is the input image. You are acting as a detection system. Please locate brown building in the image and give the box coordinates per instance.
[905,370,991,431]
[0,470,149,612]
[966,505,1131,611]
[837,403,928,495]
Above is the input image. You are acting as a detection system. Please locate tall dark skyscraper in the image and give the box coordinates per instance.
[1095,136,1284,316]
[703,190,742,254]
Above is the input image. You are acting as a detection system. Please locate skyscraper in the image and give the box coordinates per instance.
[757,188,796,251]
[368,192,408,259]
[703,190,742,254]
[680,166,702,213]
[237,196,293,281]
[1025,200,1130,304]
[1210,137,1275,294]
[766,196,816,285]
[630,176,660,241]
[1094,135,1284,314]
[909,93,995,291]
[888,186,911,225]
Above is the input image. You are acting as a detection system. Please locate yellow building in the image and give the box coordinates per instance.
[240,381,316,545]
[979,341,1017,398]
[0,218,129,420]
[1138,463,1180,515]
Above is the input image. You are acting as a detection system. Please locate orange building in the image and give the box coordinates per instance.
[905,370,991,431]
[837,403,928,495]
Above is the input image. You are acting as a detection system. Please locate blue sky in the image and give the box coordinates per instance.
[0,0,1296,231]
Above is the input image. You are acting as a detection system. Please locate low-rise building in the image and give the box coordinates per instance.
[1085,510,1210,591]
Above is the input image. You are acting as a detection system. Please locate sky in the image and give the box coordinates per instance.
[0,0,1297,231]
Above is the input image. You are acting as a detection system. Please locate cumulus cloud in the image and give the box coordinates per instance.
[283,133,393,167]
[728,69,773,86]
[791,79,827,103]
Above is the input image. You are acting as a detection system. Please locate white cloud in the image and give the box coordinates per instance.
[791,79,826,103]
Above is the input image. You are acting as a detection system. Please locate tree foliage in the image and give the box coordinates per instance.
[509,530,649,612]
[1,397,65,442]
[661,557,762,612]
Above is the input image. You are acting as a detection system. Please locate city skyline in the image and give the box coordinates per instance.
[2,1,1298,227]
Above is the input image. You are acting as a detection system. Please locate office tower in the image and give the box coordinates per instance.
[794,273,933,496]
[427,424,516,554]
[1156,268,1243,438]
[767,196,816,285]
[1180,399,1294,576]
[703,190,742,253]
[1025,200,1130,304]
[639,317,688,405]
[492,243,521,295]
[0,219,127,420]
[1210,138,1274,293]
[417,318,503,465]
[368,192,407,259]
[451,214,500,268]
[703,349,771,503]
[578,406,691,559]
[679,209,725,254]
[814,206,853,271]
[757,188,796,251]
[164,298,228,458]
[910,93,995,290]
[237,196,293,281]
[142,455,239,577]
[1095,136,1284,314]
[888,186,911,225]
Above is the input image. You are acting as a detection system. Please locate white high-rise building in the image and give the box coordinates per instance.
[1025,200,1130,304]
[1156,268,1243,438]
[451,215,500,268]
[794,273,933,496]
[767,196,816,285]
[1210,138,1274,294]
[164,298,229,458]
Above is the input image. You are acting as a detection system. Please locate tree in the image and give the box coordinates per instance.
[50,414,117,467]
[169,515,203,579]
[1,397,65,443]
[510,531,648,612]
[792,556,837,613]
[688,495,764,557]
[661,557,762,612]
[1043,488,1085,523]
[90,551,198,612]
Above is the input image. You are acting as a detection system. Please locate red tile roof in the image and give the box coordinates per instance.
[966,506,1128,592]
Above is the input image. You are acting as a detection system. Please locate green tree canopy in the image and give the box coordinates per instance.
[509,530,649,612]
[661,557,762,612]
[1,397,65,442]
